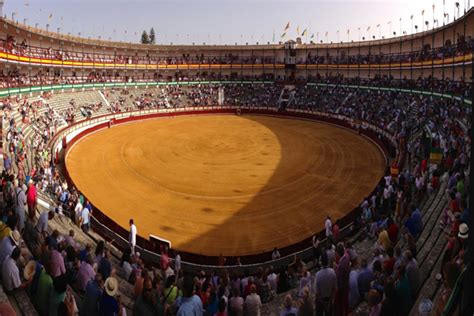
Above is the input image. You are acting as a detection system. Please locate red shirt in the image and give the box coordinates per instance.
[387,223,399,243]
[383,257,395,275]
[27,184,37,205]
[332,224,340,240]
[450,199,460,213]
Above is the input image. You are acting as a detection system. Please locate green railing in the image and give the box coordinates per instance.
[0,80,471,105]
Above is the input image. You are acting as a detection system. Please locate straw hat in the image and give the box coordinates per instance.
[23,260,36,281]
[104,277,118,296]
[458,223,469,239]
[10,230,21,246]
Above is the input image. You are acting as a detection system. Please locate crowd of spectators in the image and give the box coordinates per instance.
[0,75,471,316]
[2,34,474,66]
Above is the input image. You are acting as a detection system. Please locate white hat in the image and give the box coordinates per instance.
[458,223,469,239]
[23,260,36,281]
[10,230,21,246]
[104,277,118,296]
[418,299,433,316]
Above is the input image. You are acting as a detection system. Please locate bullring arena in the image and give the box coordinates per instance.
[66,114,386,256]
[0,1,473,315]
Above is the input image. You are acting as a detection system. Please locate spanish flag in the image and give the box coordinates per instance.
[284,22,290,31]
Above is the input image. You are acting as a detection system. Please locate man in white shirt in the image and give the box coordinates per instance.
[2,247,27,293]
[74,200,83,224]
[174,251,181,274]
[129,219,137,254]
[244,284,262,316]
[271,248,280,260]
[325,216,333,238]
[36,210,54,238]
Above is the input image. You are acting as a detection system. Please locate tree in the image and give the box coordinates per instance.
[149,27,156,44]
[141,30,149,44]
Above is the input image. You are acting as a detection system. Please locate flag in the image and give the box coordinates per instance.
[280,32,286,38]
[310,33,314,39]
[421,9,425,15]
[325,31,328,37]
[367,26,371,31]
[297,26,300,35]
[410,14,414,20]
[301,29,307,36]
[48,13,53,21]
[346,29,350,35]
[284,22,290,31]
[376,24,381,27]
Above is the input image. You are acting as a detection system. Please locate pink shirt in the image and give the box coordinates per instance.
[77,261,96,291]
[50,249,65,278]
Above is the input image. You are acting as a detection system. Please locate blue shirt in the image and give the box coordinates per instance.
[99,293,118,316]
[81,208,90,225]
[411,209,423,234]
[81,280,102,316]
[357,267,374,298]
[177,295,203,316]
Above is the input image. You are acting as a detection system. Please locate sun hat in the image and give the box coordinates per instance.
[23,260,36,281]
[10,230,21,246]
[458,223,469,239]
[104,277,118,296]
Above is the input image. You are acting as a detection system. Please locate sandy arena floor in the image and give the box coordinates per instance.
[66,115,386,256]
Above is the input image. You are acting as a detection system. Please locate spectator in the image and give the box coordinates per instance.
[0,230,21,272]
[280,294,297,316]
[81,273,103,316]
[14,183,27,233]
[48,274,68,316]
[404,250,421,296]
[314,252,337,316]
[229,287,244,316]
[325,216,333,240]
[26,179,37,219]
[177,274,203,316]
[133,276,164,315]
[49,243,66,278]
[77,254,96,292]
[349,258,360,309]
[395,265,412,315]
[32,262,53,316]
[380,277,397,316]
[2,246,29,292]
[80,204,91,233]
[36,210,54,238]
[245,284,261,316]
[98,248,112,280]
[271,247,280,260]
[129,218,136,254]
[99,277,121,316]
[334,243,350,316]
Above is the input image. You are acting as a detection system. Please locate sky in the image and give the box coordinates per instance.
[2,0,473,45]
